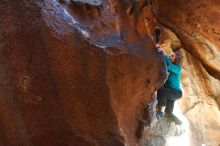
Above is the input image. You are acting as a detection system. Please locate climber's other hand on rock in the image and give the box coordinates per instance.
[157,47,164,53]
[155,44,160,48]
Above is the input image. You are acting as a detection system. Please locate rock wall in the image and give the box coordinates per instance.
[180,50,220,146]
[1,0,219,145]
[153,0,220,83]
[0,0,166,146]
[151,0,220,143]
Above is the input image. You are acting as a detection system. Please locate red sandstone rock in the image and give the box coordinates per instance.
[0,0,166,146]
[153,0,220,81]
[152,0,220,144]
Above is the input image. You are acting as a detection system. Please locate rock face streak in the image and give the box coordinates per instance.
[0,0,166,146]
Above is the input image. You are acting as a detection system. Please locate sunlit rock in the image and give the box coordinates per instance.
[152,1,220,145]
[180,50,220,146]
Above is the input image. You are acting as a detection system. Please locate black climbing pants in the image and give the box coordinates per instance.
[157,87,182,114]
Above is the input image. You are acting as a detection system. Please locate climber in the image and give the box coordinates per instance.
[156,43,183,125]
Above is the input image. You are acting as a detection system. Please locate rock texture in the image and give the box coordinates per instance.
[152,1,220,145]
[0,0,166,146]
[180,50,220,146]
[1,0,220,146]
[153,0,220,81]
[150,26,220,146]
[145,115,185,146]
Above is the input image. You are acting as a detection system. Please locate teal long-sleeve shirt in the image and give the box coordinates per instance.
[164,55,182,91]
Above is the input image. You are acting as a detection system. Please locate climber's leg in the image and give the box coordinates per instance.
[157,87,182,122]
[165,99,174,114]
[166,99,183,125]
[157,88,168,107]
[156,88,169,120]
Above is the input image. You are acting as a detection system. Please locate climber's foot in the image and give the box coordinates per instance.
[156,111,164,122]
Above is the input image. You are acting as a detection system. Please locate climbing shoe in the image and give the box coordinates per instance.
[167,113,183,125]
[156,111,164,122]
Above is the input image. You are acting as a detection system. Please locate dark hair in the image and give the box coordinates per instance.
[174,51,183,66]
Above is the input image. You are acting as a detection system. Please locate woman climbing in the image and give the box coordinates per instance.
[156,43,183,125]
